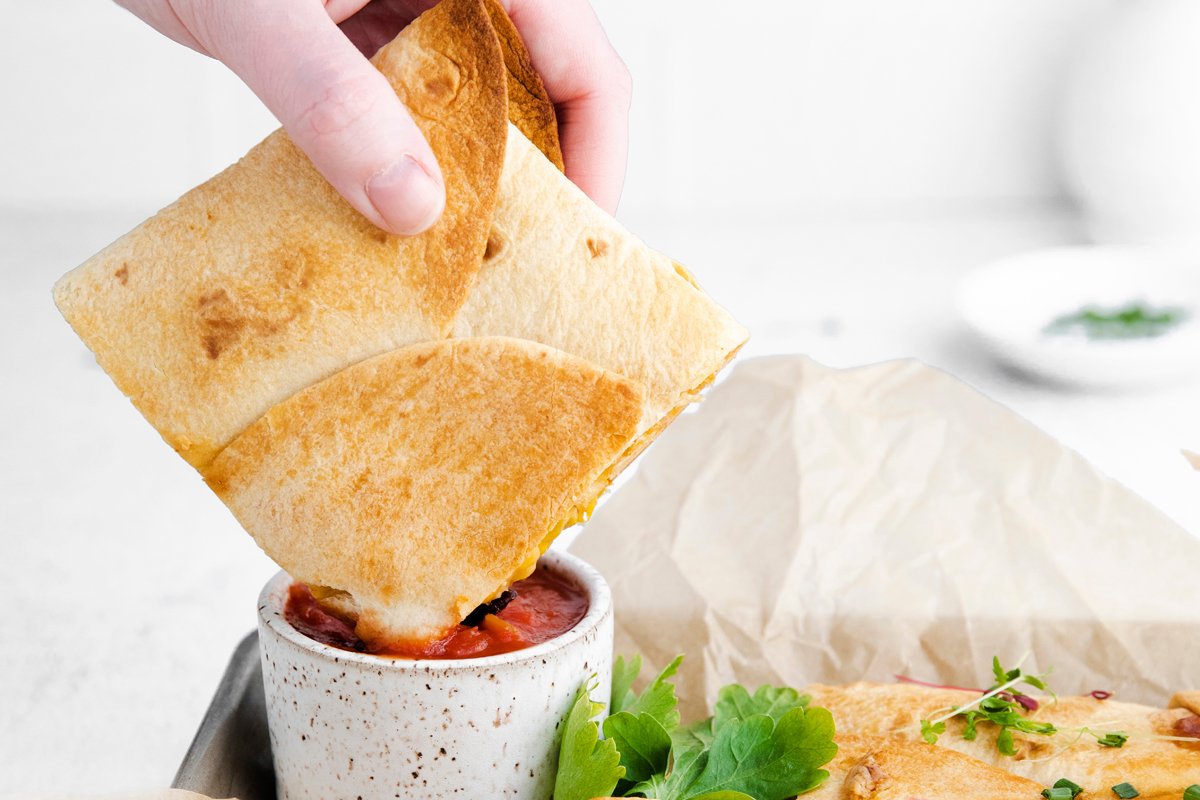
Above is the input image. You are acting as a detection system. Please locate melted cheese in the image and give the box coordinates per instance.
[487,499,596,600]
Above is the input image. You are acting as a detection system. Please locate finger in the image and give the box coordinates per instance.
[507,0,631,214]
[320,0,372,23]
[213,0,445,235]
[114,0,209,54]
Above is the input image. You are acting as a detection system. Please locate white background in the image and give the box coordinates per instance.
[3,1,1199,797]
[2,0,1116,216]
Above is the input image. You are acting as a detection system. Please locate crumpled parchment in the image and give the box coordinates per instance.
[572,356,1200,719]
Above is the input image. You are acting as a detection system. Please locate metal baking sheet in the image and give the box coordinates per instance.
[173,631,275,800]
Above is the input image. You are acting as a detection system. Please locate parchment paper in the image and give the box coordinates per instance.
[572,356,1200,720]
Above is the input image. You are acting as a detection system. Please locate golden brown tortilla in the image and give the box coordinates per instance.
[455,125,747,436]
[205,337,643,645]
[807,682,1200,796]
[802,735,1044,799]
[484,0,564,170]
[54,0,746,645]
[53,0,508,469]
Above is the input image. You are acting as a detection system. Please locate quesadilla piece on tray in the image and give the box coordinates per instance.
[53,0,746,645]
[807,682,1200,796]
[802,735,1043,800]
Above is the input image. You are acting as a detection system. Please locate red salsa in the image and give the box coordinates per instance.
[284,563,588,659]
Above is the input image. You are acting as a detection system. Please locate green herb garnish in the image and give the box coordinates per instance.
[1046,778,1084,798]
[1043,788,1075,800]
[553,677,625,800]
[1111,782,1139,799]
[916,656,1134,759]
[555,655,837,800]
[1185,785,1200,800]
[920,719,946,745]
[1044,302,1189,340]
[919,657,1057,756]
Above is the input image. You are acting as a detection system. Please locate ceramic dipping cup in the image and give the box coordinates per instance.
[257,550,613,800]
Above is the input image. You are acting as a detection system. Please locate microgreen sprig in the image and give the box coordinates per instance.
[917,656,1131,758]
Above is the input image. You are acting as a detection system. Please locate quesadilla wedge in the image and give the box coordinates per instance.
[54,0,746,645]
[803,735,1044,799]
[454,124,747,443]
[206,337,642,646]
[53,0,510,469]
[807,682,1200,796]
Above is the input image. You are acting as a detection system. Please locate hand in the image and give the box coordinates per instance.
[116,0,632,235]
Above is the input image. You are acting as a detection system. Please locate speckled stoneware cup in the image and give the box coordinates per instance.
[257,550,613,800]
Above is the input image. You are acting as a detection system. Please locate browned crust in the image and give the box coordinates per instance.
[1170,691,1200,715]
[823,735,1043,799]
[204,337,644,644]
[484,0,564,170]
[51,0,748,647]
[808,682,1200,796]
[371,0,508,329]
[52,0,509,469]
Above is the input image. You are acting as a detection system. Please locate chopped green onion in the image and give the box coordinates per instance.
[1111,783,1138,799]
[1097,732,1128,748]
[1051,778,1084,798]
[1043,788,1075,800]
[1184,785,1200,800]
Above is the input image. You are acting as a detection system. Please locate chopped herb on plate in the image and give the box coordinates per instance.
[1044,302,1189,340]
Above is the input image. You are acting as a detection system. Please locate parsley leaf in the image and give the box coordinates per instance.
[656,708,837,800]
[603,711,673,783]
[556,656,837,800]
[630,772,671,799]
[623,654,685,731]
[553,677,624,800]
[611,654,643,716]
[713,684,811,729]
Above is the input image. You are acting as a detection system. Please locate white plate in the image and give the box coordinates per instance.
[956,246,1200,389]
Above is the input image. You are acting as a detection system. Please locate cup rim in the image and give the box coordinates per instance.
[257,548,611,670]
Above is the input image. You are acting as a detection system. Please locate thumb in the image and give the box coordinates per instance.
[216,2,444,235]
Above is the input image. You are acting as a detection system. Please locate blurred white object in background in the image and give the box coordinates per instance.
[1060,0,1200,245]
[1,0,1109,220]
[957,246,1200,388]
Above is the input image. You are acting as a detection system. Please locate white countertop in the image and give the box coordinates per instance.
[2,204,1197,798]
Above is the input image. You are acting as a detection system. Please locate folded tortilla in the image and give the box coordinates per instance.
[808,682,1200,796]
[53,0,746,645]
[803,735,1043,799]
[205,337,644,643]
